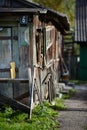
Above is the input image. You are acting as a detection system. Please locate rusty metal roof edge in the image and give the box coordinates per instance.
[18,0,45,9]
[0,8,43,13]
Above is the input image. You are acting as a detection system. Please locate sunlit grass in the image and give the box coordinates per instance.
[0,88,77,130]
[62,88,77,99]
[0,102,60,130]
[51,98,66,110]
[70,80,87,85]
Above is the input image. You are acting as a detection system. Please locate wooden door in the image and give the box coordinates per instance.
[0,27,12,77]
[0,26,19,78]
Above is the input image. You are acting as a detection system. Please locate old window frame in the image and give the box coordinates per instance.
[44,26,55,67]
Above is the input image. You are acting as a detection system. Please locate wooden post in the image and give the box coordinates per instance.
[28,68,32,119]
[0,93,30,114]
[48,78,51,103]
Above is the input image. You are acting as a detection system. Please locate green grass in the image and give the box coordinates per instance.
[32,104,60,130]
[0,102,60,130]
[0,94,73,130]
[50,98,66,110]
[62,88,77,99]
[84,126,87,130]
[70,80,87,85]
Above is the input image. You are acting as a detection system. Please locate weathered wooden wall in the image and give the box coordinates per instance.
[0,16,30,98]
[0,13,63,105]
[31,15,62,103]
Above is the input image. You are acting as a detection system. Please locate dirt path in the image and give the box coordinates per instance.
[58,86,87,130]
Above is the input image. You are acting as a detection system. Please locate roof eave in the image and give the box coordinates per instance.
[0,8,43,13]
[20,0,70,33]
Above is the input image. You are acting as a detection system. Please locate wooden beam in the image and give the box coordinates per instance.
[0,68,18,72]
[0,78,29,83]
[15,92,29,101]
[0,36,18,40]
[0,8,42,13]
[0,93,30,114]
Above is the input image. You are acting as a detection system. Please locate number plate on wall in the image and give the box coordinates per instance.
[20,16,28,25]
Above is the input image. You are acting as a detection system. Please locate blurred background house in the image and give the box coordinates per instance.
[75,0,87,81]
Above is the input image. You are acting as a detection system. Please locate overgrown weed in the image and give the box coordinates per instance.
[0,101,60,130]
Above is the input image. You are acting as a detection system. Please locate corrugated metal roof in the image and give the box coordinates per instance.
[75,0,87,43]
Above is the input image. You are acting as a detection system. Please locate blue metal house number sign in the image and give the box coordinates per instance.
[20,16,28,25]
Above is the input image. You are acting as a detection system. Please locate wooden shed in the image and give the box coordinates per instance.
[0,0,69,111]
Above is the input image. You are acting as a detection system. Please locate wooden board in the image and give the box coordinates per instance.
[0,93,30,114]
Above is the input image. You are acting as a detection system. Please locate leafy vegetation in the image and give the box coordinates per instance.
[70,80,87,85]
[68,88,76,96]
[85,126,87,130]
[0,100,61,130]
[74,44,80,55]
[62,88,76,99]
[0,89,77,130]
[51,98,66,110]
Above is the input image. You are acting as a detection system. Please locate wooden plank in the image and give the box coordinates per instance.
[0,93,30,114]
[0,8,42,13]
[0,36,18,40]
[28,68,33,119]
[15,92,29,100]
[0,68,18,72]
[19,46,29,67]
[0,78,29,83]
